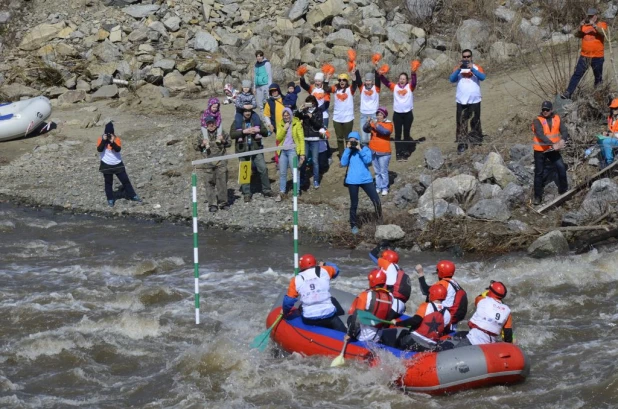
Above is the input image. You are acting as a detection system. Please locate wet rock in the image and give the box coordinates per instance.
[393,183,419,209]
[499,182,525,209]
[478,152,517,188]
[375,224,406,241]
[424,147,444,170]
[456,19,489,51]
[467,199,511,222]
[527,230,569,258]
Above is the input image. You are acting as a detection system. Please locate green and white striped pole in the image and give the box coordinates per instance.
[191,172,200,324]
[293,156,299,276]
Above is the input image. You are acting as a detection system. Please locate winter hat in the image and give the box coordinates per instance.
[241,80,252,88]
[104,121,114,135]
[287,81,295,88]
[376,107,388,118]
[204,115,217,124]
[364,72,374,81]
[609,98,618,109]
[314,72,324,81]
[347,131,361,140]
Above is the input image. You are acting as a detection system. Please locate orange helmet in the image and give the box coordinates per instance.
[368,269,387,288]
[299,254,317,270]
[429,284,447,302]
[381,249,399,264]
[488,280,507,299]
[609,98,618,109]
[436,260,455,279]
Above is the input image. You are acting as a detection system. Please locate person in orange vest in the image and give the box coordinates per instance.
[416,260,468,331]
[345,269,400,345]
[532,101,569,205]
[600,98,618,165]
[563,8,607,99]
[437,281,513,350]
[394,284,452,351]
[375,249,410,314]
[365,107,394,195]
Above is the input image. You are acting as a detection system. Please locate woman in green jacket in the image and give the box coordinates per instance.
[276,108,305,201]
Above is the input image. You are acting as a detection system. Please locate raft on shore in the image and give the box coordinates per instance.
[0,97,52,142]
[265,288,530,395]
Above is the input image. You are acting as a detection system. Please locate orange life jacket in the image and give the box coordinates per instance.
[532,115,561,152]
[367,288,393,328]
[415,302,447,342]
[608,116,618,133]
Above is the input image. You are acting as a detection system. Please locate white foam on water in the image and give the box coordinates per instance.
[21,218,58,229]
[0,220,15,230]
[74,312,167,340]
[15,332,92,360]
[0,374,20,392]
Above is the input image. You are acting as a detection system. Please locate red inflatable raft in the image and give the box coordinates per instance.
[264,289,530,395]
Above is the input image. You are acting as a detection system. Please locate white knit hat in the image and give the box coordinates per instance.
[314,72,324,81]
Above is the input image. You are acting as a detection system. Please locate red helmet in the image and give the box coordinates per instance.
[429,284,447,302]
[299,254,317,270]
[436,260,456,279]
[488,281,507,299]
[381,249,399,264]
[368,269,387,288]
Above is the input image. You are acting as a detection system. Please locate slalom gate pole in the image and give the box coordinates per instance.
[293,155,299,276]
[191,172,200,324]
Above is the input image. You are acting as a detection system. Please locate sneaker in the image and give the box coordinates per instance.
[131,195,142,202]
[107,199,115,207]
[376,188,381,194]
[263,191,274,198]
[244,195,252,203]
[532,196,542,206]
[275,194,283,202]
[314,181,320,189]
[381,189,388,196]
[209,205,218,213]
[351,226,359,234]
[457,143,468,154]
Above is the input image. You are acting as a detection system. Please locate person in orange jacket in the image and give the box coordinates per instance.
[394,284,452,351]
[416,260,468,331]
[365,106,394,195]
[345,269,400,344]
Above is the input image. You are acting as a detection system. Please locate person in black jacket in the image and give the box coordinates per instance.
[296,95,327,189]
[96,122,141,207]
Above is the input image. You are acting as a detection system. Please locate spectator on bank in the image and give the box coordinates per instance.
[234,80,257,125]
[96,122,141,207]
[364,107,393,196]
[449,49,486,153]
[563,8,607,99]
[230,108,273,202]
[297,95,327,189]
[300,71,331,127]
[197,115,230,212]
[201,97,223,137]
[340,131,382,235]
[253,50,272,113]
[328,72,358,157]
[356,69,381,146]
[283,81,302,111]
[276,108,305,201]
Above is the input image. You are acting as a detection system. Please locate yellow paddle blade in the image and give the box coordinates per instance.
[330,354,345,367]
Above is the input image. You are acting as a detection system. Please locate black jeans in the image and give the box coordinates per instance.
[392,111,414,158]
[533,150,568,199]
[302,314,347,332]
[104,171,136,200]
[565,56,604,97]
[348,182,382,228]
[456,102,482,145]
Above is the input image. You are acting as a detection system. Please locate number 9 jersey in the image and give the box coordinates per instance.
[467,296,512,345]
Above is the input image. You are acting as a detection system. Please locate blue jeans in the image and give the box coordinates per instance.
[565,56,604,97]
[602,137,618,164]
[360,113,376,146]
[278,149,297,193]
[372,152,391,190]
[301,141,320,184]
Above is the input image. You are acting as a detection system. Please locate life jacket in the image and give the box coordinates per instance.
[296,266,335,319]
[445,278,468,324]
[468,297,510,338]
[608,116,618,133]
[414,302,446,342]
[532,115,561,152]
[386,263,411,303]
[367,288,393,328]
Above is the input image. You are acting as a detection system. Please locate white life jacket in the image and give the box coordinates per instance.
[295,267,336,319]
[467,297,510,345]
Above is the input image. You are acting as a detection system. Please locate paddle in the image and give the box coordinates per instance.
[330,336,349,367]
[250,312,283,351]
[356,310,395,326]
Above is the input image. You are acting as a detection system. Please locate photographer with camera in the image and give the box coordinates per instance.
[449,49,486,153]
[96,122,141,207]
[297,95,328,190]
[562,8,607,99]
[340,131,382,235]
[197,115,230,212]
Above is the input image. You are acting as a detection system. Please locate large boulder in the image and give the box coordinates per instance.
[527,230,569,258]
[324,29,355,47]
[288,0,309,21]
[579,178,618,220]
[306,0,345,26]
[456,19,489,51]
[489,41,518,62]
[393,183,419,209]
[478,152,517,188]
[467,199,511,222]
[375,224,406,241]
[424,147,444,170]
[418,198,449,221]
[90,85,118,101]
[282,36,301,69]
[418,174,478,208]
[163,71,187,92]
[0,83,39,99]
[19,22,66,51]
[499,182,525,209]
[406,0,437,19]
[193,30,219,53]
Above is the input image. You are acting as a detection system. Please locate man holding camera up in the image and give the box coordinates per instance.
[449,49,486,153]
[563,8,607,99]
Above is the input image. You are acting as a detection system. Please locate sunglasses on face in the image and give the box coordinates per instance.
[542,108,551,112]
[462,55,472,58]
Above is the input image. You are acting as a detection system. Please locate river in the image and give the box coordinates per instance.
[0,203,616,409]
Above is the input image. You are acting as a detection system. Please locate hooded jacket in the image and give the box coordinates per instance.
[276,108,305,156]
[264,83,285,128]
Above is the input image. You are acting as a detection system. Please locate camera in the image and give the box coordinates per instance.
[460,60,469,69]
[350,140,358,148]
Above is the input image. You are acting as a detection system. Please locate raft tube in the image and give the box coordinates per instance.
[265,288,530,395]
[0,96,52,142]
